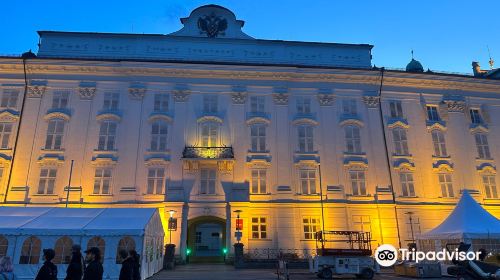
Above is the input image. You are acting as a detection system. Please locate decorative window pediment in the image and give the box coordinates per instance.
[37,154,65,167]
[145,157,170,167]
[294,159,319,169]
[477,163,496,174]
[339,118,364,128]
[96,112,122,122]
[197,115,223,124]
[469,124,489,134]
[426,121,447,132]
[343,158,368,170]
[432,160,453,172]
[246,116,270,126]
[0,109,20,122]
[292,117,319,126]
[387,119,410,129]
[393,159,415,171]
[44,109,71,121]
[148,113,173,124]
[246,158,271,168]
[91,155,118,167]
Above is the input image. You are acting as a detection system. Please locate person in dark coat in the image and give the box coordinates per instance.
[83,247,103,280]
[129,250,141,280]
[65,245,84,280]
[35,249,57,280]
[118,250,134,280]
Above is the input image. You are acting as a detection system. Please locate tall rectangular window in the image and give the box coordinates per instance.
[298,126,314,152]
[154,93,169,112]
[201,123,218,147]
[438,173,454,198]
[400,173,415,197]
[103,92,119,110]
[0,123,12,149]
[0,90,19,109]
[250,125,266,152]
[296,97,311,114]
[250,96,265,113]
[147,168,165,195]
[98,121,117,151]
[251,169,267,194]
[474,133,491,159]
[392,128,409,155]
[350,170,366,196]
[389,100,404,118]
[37,168,57,194]
[431,130,447,157]
[469,109,482,124]
[45,119,65,150]
[93,168,112,194]
[251,217,267,239]
[345,125,362,153]
[342,99,357,116]
[426,105,440,121]
[299,169,317,194]
[303,217,320,240]
[203,95,218,113]
[51,91,69,109]
[151,121,168,152]
[482,175,498,199]
[200,168,216,195]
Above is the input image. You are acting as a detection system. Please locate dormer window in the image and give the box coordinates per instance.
[426,105,440,121]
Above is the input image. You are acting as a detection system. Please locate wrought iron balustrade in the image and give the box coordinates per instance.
[182,146,234,159]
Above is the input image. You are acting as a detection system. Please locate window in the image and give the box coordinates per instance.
[0,235,7,257]
[475,133,491,159]
[20,236,41,264]
[296,97,311,114]
[251,217,267,239]
[54,236,73,264]
[299,169,317,194]
[116,237,136,263]
[298,126,314,152]
[303,217,320,240]
[438,173,454,198]
[426,105,440,121]
[389,100,404,118]
[151,121,168,151]
[203,95,218,113]
[482,175,498,199]
[147,168,165,195]
[201,123,218,147]
[87,237,105,263]
[200,168,216,195]
[93,168,112,194]
[349,170,366,196]
[52,91,69,109]
[431,130,447,157]
[37,168,57,194]
[103,92,119,110]
[154,93,169,112]
[250,96,265,113]
[250,124,266,152]
[345,125,362,153]
[0,123,12,149]
[352,215,371,233]
[98,121,117,151]
[195,232,201,243]
[44,119,65,150]
[400,173,415,197]
[392,128,409,155]
[342,99,357,116]
[1,90,18,109]
[251,169,267,194]
[469,109,482,124]
[405,216,421,240]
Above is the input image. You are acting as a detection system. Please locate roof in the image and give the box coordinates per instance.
[419,191,500,239]
[0,207,159,236]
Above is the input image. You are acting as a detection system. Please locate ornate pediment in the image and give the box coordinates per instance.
[0,110,20,122]
[362,95,380,108]
[128,83,147,100]
[27,80,48,98]
[78,81,97,100]
[172,89,190,102]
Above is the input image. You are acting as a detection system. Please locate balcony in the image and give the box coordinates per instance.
[182,146,234,159]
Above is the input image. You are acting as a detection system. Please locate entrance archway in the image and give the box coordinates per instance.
[187,216,226,263]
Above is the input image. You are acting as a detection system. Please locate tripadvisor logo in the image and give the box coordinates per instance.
[374,244,481,266]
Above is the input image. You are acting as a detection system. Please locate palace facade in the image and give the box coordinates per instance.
[1,5,500,261]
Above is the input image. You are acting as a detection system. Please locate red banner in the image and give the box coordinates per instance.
[236,218,243,230]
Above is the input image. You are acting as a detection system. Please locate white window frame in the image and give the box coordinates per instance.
[474,133,491,159]
[392,128,409,155]
[299,169,317,195]
[0,123,13,149]
[103,92,120,111]
[98,121,117,151]
[200,122,218,147]
[349,170,367,196]
[51,91,69,109]
[250,96,265,113]
[251,217,268,239]
[93,168,112,195]
[400,172,415,197]
[482,175,498,199]
[431,130,447,157]
[147,167,165,195]
[200,168,216,195]
[389,100,404,118]
[302,217,320,240]
[45,119,65,150]
[0,89,18,109]
[296,97,311,114]
[251,169,267,194]
[438,173,454,198]
[203,95,218,113]
[151,121,168,152]
[298,125,314,153]
[345,125,362,153]
[250,124,266,152]
[37,168,57,194]
[154,93,169,112]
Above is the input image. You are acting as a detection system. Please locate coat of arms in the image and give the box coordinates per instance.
[198,13,227,38]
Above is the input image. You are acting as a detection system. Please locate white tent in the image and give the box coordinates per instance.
[0,207,165,280]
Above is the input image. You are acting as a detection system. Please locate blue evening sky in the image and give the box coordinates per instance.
[1,0,498,74]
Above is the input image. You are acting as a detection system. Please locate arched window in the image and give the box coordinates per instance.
[345,125,361,153]
[150,121,168,152]
[116,236,136,263]
[200,122,218,147]
[87,237,105,263]
[20,236,41,264]
[54,236,73,264]
[0,235,8,257]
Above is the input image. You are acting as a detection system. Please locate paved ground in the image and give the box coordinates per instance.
[148,264,448,280]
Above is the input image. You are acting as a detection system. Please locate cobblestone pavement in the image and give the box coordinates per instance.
[148,264,447,280]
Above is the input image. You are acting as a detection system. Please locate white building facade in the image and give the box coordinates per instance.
[1,5,500,262]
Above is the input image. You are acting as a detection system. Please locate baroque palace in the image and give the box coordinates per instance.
[1,5,500,261]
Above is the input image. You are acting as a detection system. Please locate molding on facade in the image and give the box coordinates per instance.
[44,110,71,121]
[339,118,364,127]
[197,115,223,123]
[246,116,270,126]
[148,113,173,124]
[432,160,454,172]
[272,93,289,105]
[469,124,489,134]
[172,89,190,102]
[362,95,380,108]
[388,120,410,129]
[128,85,147,100]
[0,110,20,122]
[317,93,335,106]
[443,99,466,113]
[477,163,496,174]
[292,118,319,126]
[96,112,122,122]
[27,80,48,98]
[78,82,97,100]
[231,85,247,104]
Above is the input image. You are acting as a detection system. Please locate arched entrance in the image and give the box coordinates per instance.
[187,216,226,263]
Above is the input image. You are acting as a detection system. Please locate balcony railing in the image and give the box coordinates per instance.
[182,146,234,159]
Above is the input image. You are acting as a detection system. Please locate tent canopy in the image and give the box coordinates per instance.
[0,207,158,236]
[419,191,500,239]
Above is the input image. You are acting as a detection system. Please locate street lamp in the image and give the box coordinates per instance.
[168,210,177,244]
[234,210,242,244]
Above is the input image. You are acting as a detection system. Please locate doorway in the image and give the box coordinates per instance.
[187,216,226,263]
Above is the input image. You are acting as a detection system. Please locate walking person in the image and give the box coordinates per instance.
[0,256,17,280]
[65,245,84,280]
[118,250,134,280]
[129,250,141,280]
[35,249,57,280]
[83,247,103,280]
